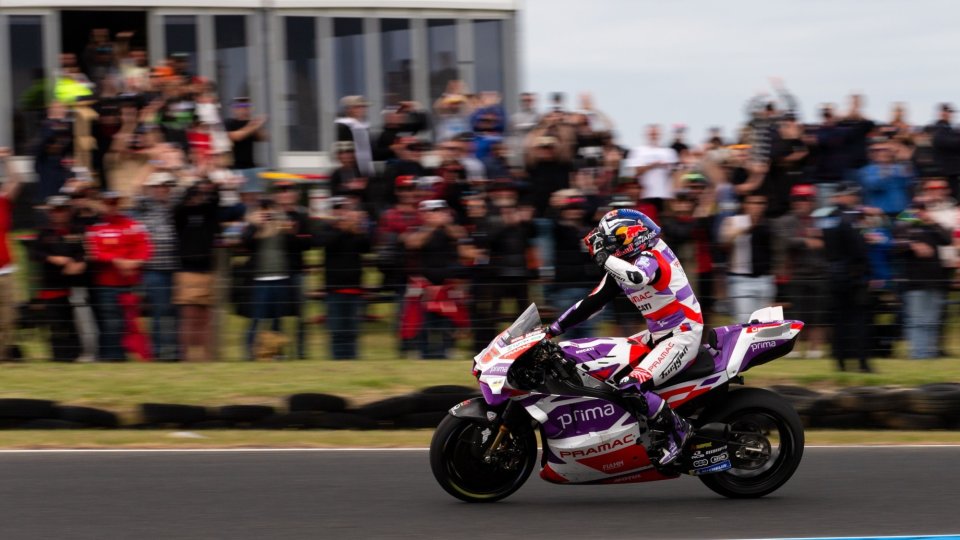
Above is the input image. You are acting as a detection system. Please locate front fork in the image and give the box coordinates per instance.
[479,400,527,464]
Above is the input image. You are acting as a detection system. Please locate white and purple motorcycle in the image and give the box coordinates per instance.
[430,303,805,502]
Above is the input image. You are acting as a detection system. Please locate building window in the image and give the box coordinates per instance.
[379,19,412,107]
[214,15,249,106]
[9,16,46,155]
[284,17,319,151]
[427,19,458,102]
[473,20,504,94]
[163,15,198,76]
[333,18,365,102]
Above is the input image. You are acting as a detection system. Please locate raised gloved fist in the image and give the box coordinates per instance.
[583,230,609,266]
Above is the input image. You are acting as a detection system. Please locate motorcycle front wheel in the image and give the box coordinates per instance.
[430,414,538,503]
[697,387,805,499]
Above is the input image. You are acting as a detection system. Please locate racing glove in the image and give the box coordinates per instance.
[583,229,609,267]
[620,366,653,386]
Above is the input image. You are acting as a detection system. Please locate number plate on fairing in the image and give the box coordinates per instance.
[686,440,732,476]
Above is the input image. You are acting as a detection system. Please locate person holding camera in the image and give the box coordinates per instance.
[626,124,679,213]
[173,179,221,362]
[241,195,300,360]
[403,200,468,359]
[894,201,952,359]
[316,197,371,360]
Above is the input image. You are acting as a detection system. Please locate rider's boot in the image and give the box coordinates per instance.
[648,398,692,466]
[619,382,692,467]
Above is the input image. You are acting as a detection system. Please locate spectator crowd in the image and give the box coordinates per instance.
[5,31,960,371]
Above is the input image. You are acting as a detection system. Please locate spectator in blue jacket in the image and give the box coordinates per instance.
[859,140,914,217]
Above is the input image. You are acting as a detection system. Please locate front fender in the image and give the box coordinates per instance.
[449,397,501,424]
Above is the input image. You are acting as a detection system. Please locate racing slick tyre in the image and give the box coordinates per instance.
[697,388,805,499]
[430,414,537,503]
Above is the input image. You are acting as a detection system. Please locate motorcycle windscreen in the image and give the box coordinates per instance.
[474,303,542,364]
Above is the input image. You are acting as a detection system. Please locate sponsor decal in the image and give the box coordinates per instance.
[558,433,636,458]
[710,453,729,464]
[750,341,777,352]
[648,342,675,371]
[557,403,617,430]
[637,256,655,270]
[485,364,510,375]
[691,461,732,476]
[688,442,731,475]
[637,302,653,312]
[660,357,680,378]
[602,460,624,471]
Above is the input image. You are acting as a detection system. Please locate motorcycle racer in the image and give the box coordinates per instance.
[546,208,702,466]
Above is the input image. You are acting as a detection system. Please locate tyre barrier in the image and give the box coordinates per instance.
[0,385,957,430]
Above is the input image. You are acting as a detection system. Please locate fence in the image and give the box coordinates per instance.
[12,244,960,362]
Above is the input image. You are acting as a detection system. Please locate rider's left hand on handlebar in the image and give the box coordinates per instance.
[620,366,653,386]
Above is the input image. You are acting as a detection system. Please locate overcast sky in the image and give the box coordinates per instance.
[522,0,958,148]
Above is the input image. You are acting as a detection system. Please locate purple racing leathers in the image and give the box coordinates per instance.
[551,239,704,417]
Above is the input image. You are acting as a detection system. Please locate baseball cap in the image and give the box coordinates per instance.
[329,196,352,210]
[925,178,950,190]
[681,172,708,186]
[535,135,558,147]
[834,182,861,197]
[45,195,71,209]
[150,65,175,78]
[395,175,417,189]
[561,195,587,210]
[144,171,177,187]
[790,184,817,198]
[339,95,369,109]
[419,199,448,212]
[333,141,355,153]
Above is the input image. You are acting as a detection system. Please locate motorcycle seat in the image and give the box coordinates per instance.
[653,345,718,389]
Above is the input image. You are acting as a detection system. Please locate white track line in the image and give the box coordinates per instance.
[0,444,958,454]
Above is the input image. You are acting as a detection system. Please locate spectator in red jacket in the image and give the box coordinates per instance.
[0,148,21,362]
[86,192,152,361]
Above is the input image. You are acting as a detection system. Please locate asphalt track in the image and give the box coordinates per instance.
[0,447,958,540]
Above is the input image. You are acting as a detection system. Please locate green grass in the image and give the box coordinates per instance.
[0,359,476,421]
[1,358,960,422]
[0,429,958,449]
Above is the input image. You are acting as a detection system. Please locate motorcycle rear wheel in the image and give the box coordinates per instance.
[697,387,805,498]
[430,414,537,503]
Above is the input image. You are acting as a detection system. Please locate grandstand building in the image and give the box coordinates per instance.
[0,0,520,168]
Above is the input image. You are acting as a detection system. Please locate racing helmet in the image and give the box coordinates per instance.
[596,208,661,259]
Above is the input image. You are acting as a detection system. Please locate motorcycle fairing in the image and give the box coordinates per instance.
[517,394,658,484]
